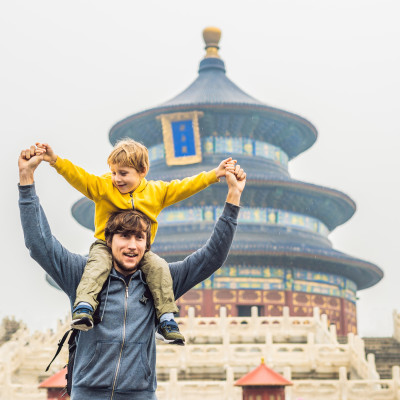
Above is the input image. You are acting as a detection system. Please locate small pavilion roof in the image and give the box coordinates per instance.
[38,367,67,389]
[235,359,292,387]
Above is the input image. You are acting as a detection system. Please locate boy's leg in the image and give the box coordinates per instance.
[72,240,112,331]
[140,251,184,345]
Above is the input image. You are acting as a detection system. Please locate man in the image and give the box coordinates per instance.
[18,145,246,400]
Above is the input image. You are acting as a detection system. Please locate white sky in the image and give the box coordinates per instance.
[1,0,399,337]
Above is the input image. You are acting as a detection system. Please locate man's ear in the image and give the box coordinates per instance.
[106,238,112,248]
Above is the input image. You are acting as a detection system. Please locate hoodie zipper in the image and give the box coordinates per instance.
[110,277,132,399]
[129,193,135,210]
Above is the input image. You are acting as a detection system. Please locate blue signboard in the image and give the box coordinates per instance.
[158,111,203,165]
[171,120,196,157]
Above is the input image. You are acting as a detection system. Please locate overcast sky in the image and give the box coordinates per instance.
[1,0,399,337]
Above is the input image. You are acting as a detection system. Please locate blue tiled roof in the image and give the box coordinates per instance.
[158,58,264,107]
[151,236,383,290]
[108,57,318,159]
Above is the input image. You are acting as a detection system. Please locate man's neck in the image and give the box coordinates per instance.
[114,268,135,284]
[113,260,138,280]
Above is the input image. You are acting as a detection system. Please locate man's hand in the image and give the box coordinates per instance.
[226,164,246,206]
[19,145,44,185]
[35,142,58,165]
[214,157,237,179]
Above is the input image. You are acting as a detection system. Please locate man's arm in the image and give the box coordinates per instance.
[18,148,86,299]
[169,166,246,299]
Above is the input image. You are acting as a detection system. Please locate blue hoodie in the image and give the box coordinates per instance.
[18,184,238,400]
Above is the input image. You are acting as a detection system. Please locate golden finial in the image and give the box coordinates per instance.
[203,27,221,59]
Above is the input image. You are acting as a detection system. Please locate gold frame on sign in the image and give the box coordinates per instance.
[157,111,204,166]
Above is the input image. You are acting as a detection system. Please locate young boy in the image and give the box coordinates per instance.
[36,139,235,345]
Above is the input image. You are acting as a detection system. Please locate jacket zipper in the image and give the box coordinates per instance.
[129,193,134,209]
[110,278,131,399]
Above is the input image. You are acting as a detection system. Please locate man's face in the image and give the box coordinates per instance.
[110,163,145,194]
[110,230,147,275]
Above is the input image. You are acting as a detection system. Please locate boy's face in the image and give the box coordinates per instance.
[110,164,146,194]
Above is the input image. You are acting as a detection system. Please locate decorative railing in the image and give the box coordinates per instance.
[0,317,69,400]
[157,342,351,371]
[156,366,400,400]
[0,307,386,399]
[393,310,400,343]
[149,136,289,167]
[158,205,330,236]
[178,306,337,345]
[156,307,376,381]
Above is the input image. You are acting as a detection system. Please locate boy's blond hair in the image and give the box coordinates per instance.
[107,139,149,174]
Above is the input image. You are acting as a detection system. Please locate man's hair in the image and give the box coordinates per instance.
[107,138,149,174]
[105,209,152,251]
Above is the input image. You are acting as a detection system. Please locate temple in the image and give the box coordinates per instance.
[3,26,397,400]
[70,27,383,336]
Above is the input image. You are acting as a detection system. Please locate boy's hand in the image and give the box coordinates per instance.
[215,157,237,178]
[35,142,58,165]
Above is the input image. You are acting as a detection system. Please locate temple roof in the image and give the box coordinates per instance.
[150,233,383,290]
[235,358,292,387]
[109,27,317,159]
[160,27,263,107]
[158,57,264,107]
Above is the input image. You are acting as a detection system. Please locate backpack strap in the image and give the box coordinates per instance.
[65,329,79,396]
[45,328,76,372]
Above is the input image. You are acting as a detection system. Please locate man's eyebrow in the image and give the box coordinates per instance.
[119,230,145,236]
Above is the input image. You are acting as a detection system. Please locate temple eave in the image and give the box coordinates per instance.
[152,247,382,290]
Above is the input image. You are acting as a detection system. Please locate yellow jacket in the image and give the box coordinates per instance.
[52,157,219,243]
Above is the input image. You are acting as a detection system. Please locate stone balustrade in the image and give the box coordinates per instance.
[0,317,70,400]
[287,366,400,400]
[166,306,375,380]
[393,310,400,343]
[181,306,336,344]
[157,341,374,379]
[0,308,389,399]
[156,366,400,400]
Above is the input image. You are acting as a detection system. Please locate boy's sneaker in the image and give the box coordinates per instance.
[71,307,94,331]
[155,320,185,345]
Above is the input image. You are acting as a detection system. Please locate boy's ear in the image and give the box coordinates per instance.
[140,167,148,177]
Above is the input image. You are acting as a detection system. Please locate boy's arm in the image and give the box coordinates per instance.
[51,157,107,200]
[169,167,245,298]
[161,157,235,208]
[18,149,86,298]
[36,142,106,200]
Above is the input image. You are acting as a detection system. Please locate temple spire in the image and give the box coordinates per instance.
[203,26,221,59]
